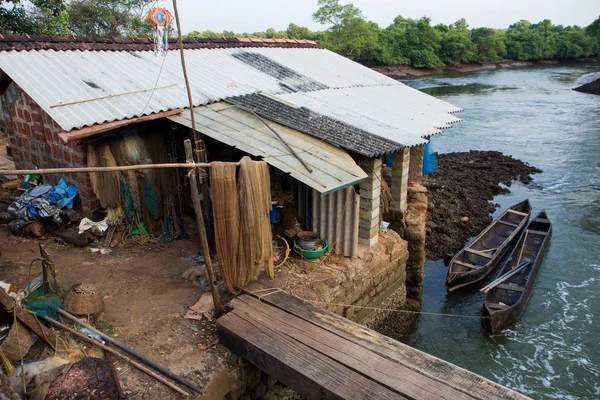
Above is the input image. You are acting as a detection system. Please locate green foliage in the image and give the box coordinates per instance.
[379,16,442,66]
[1,0,66,34]
[312,0,382,65]
[2,0,598,67]
[585,17,600,56]
[471,28,506,62]
[439,18,476,65]
[287,23,311,39]
[68,0,153,37]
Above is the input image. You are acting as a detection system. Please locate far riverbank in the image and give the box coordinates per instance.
[372,58,599,79]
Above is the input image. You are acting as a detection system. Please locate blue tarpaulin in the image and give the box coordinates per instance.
[422,142,438,175]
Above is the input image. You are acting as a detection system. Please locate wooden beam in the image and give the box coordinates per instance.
[495,284,526,292]
[58,109,184,143]
[464,248,493,259]
[231,296,475,399]
[218,304,406,400]
[453,260,481,270]
[184,140,223,318]
[527,229,549,236]
[507,209,528,217]
[497,220,519,228]
[243,282,529,400]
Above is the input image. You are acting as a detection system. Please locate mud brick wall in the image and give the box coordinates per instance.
[0,83,99,214]
[356,156,383,247]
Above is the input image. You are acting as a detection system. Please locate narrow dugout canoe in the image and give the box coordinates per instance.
[484,210,552,333]
[446,199,531,292]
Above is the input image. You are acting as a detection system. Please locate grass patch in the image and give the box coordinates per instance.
[97,317,118,337]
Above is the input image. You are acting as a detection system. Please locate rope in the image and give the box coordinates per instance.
[249,287,490,320]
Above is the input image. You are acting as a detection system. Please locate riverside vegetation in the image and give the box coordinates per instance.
[1,0,599,68]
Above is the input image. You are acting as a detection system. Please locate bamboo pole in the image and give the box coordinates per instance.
[173,0,215,246]
[50,84,178,108]
[184,139,223,318]
[58,308,203,395]
[1,162,240,176]
[41,316,189,397]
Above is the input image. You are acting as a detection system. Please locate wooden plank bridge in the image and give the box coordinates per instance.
[217,282,530,400]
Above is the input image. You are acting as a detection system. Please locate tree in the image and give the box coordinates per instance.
[1,0,67,35]
[67,0,153,37]
[471,27,506,62]
[312,0,382,65]
[379,16,442,67]
[504,20,546,60]
[439,18,476,65]
[586,16,600,56]
[286,23,311,39]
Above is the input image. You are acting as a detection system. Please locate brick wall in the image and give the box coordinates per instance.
[356,156,382,247]
[1,82,99,214]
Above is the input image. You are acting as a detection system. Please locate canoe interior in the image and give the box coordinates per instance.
[485,210,551,310]
[449,199,531,275]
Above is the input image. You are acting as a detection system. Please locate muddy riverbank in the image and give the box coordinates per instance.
[424,150,541,261]
[372,58,598,79]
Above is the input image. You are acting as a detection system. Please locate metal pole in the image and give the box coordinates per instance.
[57,308,203,395]
[41,316,190,397]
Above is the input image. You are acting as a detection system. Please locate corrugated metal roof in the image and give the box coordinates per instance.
[169,102,368,194]
[0,47,460,142]
[229,93,404,157]
[275,85,462,147]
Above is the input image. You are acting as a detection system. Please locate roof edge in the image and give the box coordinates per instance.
[0,34,322,52]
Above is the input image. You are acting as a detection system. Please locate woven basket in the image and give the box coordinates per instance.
[62,283,105,316]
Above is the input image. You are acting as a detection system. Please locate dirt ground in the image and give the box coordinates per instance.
[0,218,231,399]
[424,150,541,261]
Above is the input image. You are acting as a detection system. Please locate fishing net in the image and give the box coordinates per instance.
[210,157,274,294]
[160,194,189,243]
[87,143,121,208]
[210,162,242,294]
[237,157,274,280]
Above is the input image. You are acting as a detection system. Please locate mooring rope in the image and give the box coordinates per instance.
[249,287,490,320]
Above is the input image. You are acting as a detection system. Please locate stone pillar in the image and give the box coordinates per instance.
[390,148,410,212]
[408,144,425,182]
[357,156,382,246]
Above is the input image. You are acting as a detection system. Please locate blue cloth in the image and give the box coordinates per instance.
[422,142,438,175]
[384,153,393,167]
[46,178,79,209]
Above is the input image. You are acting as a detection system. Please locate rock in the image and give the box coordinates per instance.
[460,217,469,223]
[426,220,438,229]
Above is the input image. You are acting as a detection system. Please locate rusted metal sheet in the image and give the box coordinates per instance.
[311,186,360,257]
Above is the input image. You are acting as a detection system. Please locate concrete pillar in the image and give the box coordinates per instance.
[408,144,425,182]
[390,148,410,212]
[356,156,382,247]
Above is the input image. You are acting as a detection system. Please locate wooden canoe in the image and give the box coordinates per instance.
[446,199,531,292]
[484,210,552,333]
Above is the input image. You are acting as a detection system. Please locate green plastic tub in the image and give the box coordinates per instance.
[293,239,328,259]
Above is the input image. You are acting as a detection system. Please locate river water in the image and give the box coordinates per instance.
[402,64,600,399]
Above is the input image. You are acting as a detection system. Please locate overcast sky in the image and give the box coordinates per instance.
[172,0,600,35]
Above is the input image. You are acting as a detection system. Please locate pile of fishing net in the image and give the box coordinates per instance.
[211,157,274,294]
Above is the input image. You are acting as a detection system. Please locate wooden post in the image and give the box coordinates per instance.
[184,140,223,318]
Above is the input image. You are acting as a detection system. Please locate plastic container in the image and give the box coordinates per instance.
[294,239,328,259]
[270,201,281,223]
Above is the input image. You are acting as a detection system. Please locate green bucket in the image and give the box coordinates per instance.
[293,239,328,259]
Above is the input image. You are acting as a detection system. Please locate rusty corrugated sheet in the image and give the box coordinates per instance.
[311,187,360,257]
